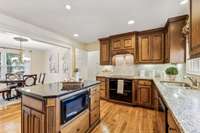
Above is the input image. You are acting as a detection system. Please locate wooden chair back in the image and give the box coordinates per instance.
[23,74,37,87]
[38,73,46,84]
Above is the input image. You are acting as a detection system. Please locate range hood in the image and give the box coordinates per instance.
[112,54,134,66]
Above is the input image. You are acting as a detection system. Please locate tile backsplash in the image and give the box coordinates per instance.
[99,63,186,78]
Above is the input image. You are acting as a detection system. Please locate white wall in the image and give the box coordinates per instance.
[30,50,45,74]
[43,47,72,83]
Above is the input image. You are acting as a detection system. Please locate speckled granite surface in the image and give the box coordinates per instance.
[154,79,200,133]
[17,80,100,99]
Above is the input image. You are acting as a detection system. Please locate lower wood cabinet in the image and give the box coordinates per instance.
[137,80,152,108]
[90,85,100,126]
[96,76,107,99]
[60,110,89,133]
[22,106,45,133]
[168,111,181,133]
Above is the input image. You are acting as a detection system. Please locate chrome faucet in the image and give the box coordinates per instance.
[184,75,198,87]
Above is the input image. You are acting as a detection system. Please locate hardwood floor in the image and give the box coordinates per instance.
[0,100,155,133]
[92,100,155,133]
[0,104,21,133]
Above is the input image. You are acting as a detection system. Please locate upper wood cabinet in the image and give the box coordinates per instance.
[111,33,135,56]
[99,38,110,65]
[137,29,164,64]
[190,0,200,59]
[165,15,188,63]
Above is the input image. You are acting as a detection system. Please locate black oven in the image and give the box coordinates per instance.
[109,79,132,103]
[60,91,89,125]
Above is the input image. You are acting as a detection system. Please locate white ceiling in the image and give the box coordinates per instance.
[0,0,188,43]
[0,31,55,50]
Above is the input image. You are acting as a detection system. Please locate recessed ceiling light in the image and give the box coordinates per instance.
[128,20,135,25]
[73,34,79,37]
[65,4,71,10]
[180,0,188,5]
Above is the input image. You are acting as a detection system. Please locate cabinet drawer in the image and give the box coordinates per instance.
[90,86,100,95]
[61,110,89,133]
[138,80,152,86]
[90,92,100,110]
[90,106,100,125]
[96,77,106,82]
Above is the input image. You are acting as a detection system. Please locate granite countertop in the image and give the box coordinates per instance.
[17,80,100,99]
[153,79,200,133]
[97,74,200,133]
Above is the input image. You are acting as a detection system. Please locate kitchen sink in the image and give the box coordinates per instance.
[160,81,192,89]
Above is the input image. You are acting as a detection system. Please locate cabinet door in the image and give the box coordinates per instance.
[138,85,151,107]
[122,35,134,49]
[151,33,164,63]
[168,111,181,133]
[22,106,31,133]
[138,35,151,62]
[111,38,122,50]
[165,31,170,63]
[100,39,110,65]
[30,110,45,133]
[190,0,200,58]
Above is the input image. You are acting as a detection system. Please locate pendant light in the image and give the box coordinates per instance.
[13,37,28,64]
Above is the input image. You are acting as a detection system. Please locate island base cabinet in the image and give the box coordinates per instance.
[22,106,45,133]
[61,110,89,133]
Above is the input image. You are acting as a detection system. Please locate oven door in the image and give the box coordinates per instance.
[61,91,89,124]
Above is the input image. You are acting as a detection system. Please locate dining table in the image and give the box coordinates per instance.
[0,78,25,100]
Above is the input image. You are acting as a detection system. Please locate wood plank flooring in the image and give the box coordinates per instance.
[0,100,155,133]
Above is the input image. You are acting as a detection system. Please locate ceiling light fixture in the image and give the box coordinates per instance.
[180,0,188,5]
[128,20,135,25]
[73,34,79,37]
[65,4,71,10]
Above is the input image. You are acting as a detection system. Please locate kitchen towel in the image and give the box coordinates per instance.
[117,80,124,94]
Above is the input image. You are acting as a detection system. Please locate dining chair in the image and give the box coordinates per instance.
[23,74,37,87]
[38,73,46,84]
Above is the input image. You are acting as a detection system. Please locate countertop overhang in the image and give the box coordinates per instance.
[17,80,100,100]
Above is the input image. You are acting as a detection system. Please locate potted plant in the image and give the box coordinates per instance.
[165,67,178,81]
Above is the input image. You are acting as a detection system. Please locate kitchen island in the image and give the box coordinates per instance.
[18,81,100,133]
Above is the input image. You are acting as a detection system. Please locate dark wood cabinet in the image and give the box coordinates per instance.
[137,29,164,64]
[137,80,152,107]
[22,106,45,133]
[111,33,135,57]
[168,111,181,133]
[165,15,187,63]
[99,38,110,65]
[190,0,200,58]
